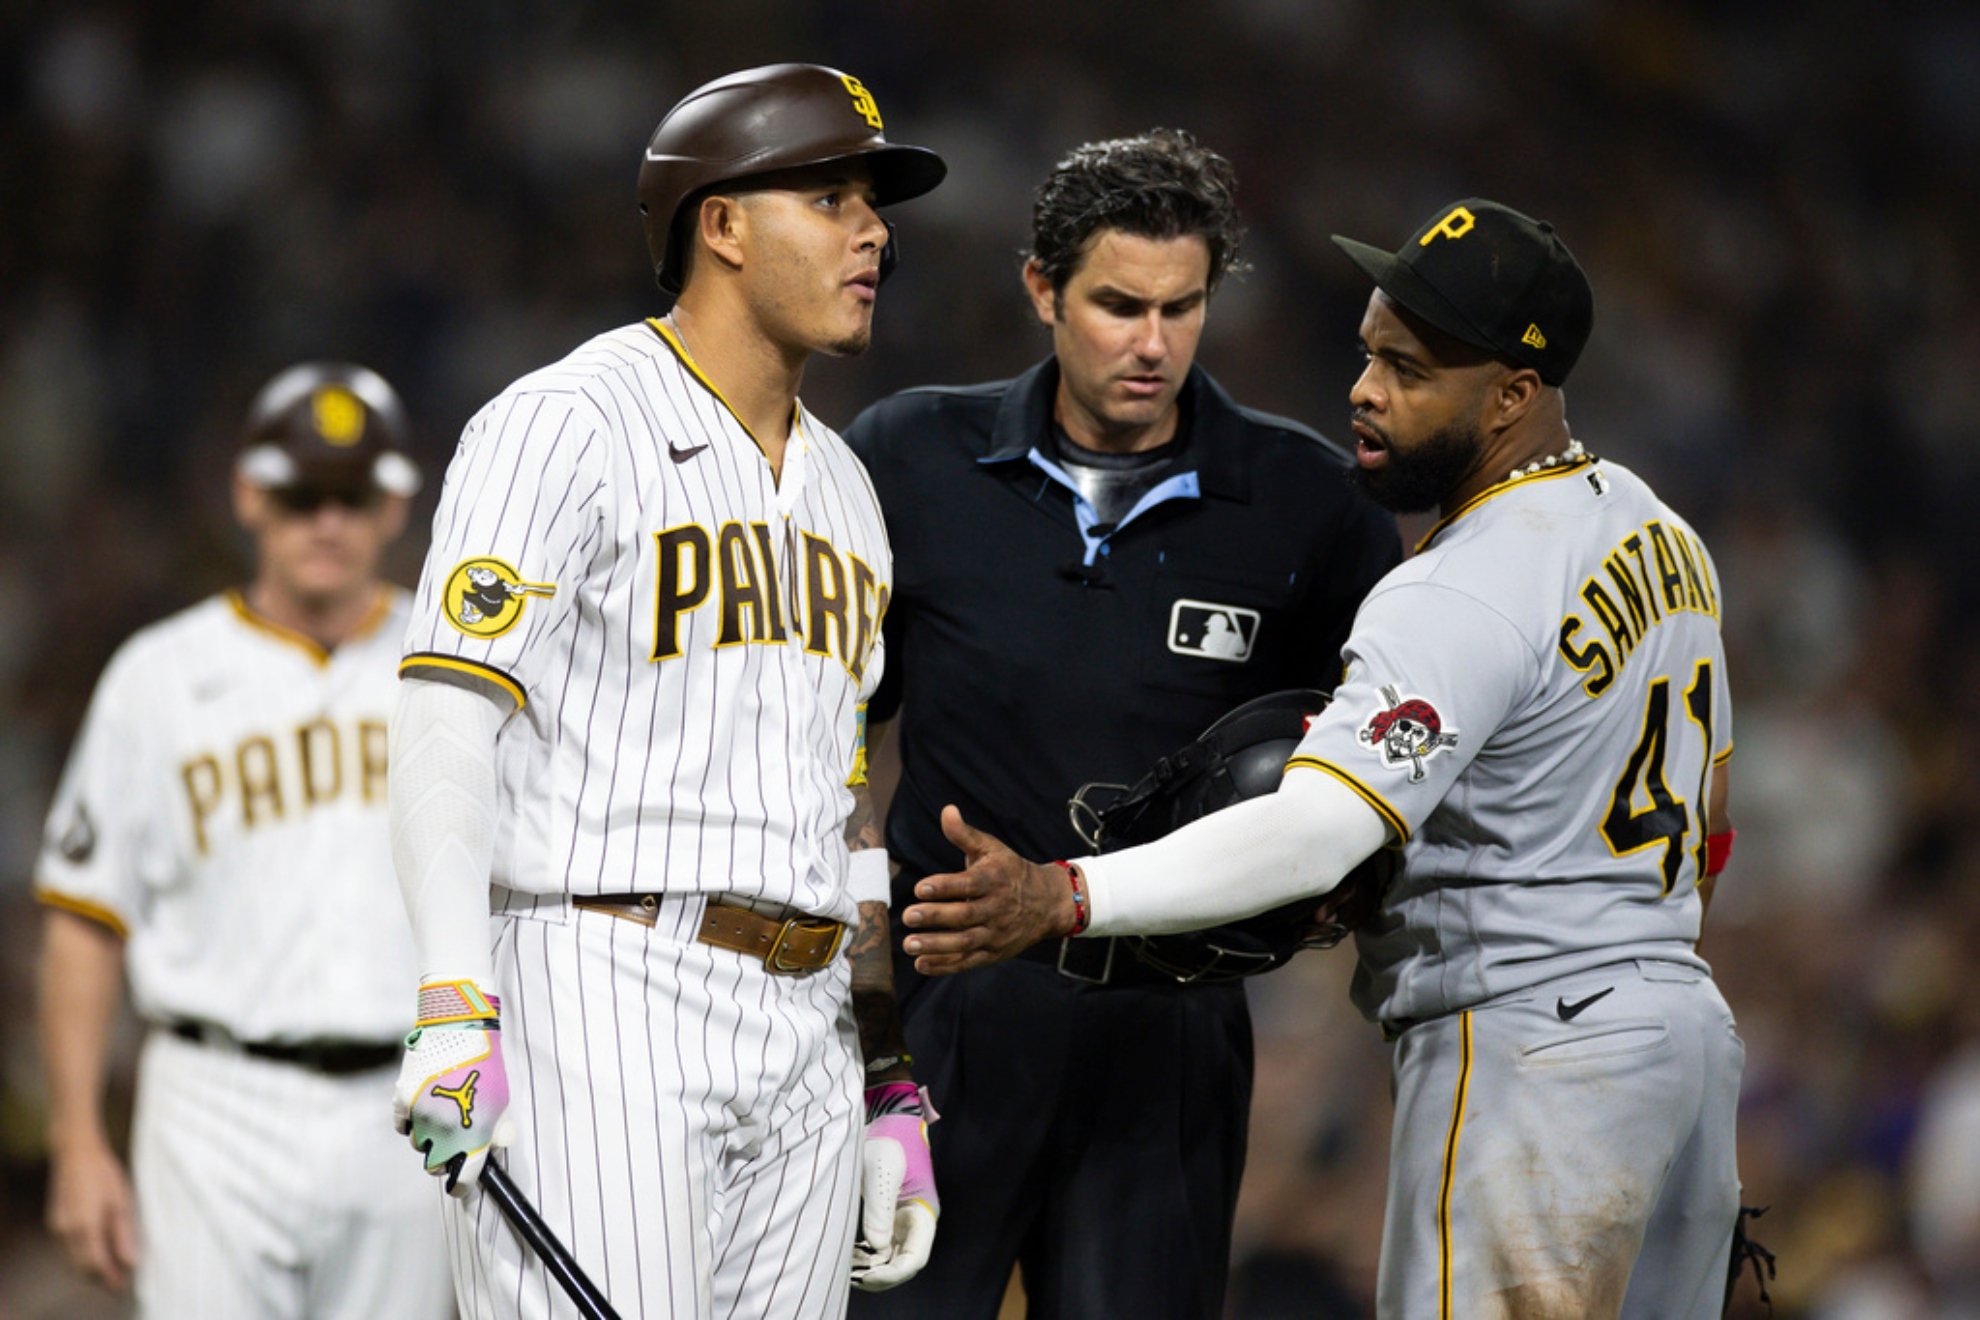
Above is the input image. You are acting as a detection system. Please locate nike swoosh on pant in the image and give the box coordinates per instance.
[1556,987,1615,1021]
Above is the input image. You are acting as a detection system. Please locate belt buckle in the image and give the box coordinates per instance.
[766,918,845,975]
[1055,936,1115,985]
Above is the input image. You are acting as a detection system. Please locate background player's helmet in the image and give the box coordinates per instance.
[236,361,421,498]
[1068,689,1396,983]
[636,63,948,300]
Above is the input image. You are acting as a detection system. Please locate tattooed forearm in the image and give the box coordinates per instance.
[851,899,913,1084]
[845,780,883,852]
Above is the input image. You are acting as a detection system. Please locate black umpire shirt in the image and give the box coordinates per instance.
[846,358,1402,893]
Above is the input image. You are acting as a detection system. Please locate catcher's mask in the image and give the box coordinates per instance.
[1068,689,1393,984]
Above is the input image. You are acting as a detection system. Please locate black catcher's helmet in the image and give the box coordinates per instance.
[1068,689,1395,983]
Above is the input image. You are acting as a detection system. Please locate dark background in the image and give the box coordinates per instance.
[2,1,1977,1315]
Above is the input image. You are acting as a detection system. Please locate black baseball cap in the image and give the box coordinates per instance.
[1332,199,1593,386]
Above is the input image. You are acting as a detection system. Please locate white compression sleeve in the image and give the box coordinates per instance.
[1077,769,1392,937]
[389,678,506,988]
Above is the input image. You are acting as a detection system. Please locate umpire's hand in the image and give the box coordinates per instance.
[901,807,1080,976]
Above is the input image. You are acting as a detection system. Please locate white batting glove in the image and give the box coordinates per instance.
[851,1082,940,1291]
[392,980,517,1197]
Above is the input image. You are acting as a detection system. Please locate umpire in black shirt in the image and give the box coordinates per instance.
[846,130,1399,1319]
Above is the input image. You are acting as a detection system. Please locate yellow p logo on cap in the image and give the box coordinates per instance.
[1419,206,1476,247]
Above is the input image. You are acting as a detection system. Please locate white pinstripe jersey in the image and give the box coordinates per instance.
[36,590,421,1042]
[1285,458,1732,1024]
[401,320,889,924]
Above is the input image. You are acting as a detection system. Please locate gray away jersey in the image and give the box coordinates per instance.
[400,321,889,925]
[1286,457,1732,1025]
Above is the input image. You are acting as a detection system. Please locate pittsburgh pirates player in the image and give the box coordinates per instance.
[900,200,1744,1319]
[35,363,453,1319]
[388,65,945,1319]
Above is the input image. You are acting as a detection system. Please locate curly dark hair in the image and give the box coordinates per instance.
[1027,128,1246,297]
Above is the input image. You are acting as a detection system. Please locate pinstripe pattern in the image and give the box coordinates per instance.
[35,588,449,1317]
[408,322,887,1317]
[442,909,862,1320]
[403,323,890,924]
[133,1031,453,1320]
[37,591,425,1039]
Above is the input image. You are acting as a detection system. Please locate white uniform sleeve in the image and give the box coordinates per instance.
[1077,769,1390,936]
[36,643,155,934]
[400,392,609,709]
[1282,580,1536,843]
[390,677,506,987]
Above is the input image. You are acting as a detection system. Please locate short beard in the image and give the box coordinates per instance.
[1350,415,1485,514]
[825,327,872,357]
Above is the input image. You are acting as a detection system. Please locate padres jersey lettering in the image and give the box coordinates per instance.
[648,519,880,670]
[180,716,389,853]
[401,319,890,921]
[1285,458,1731,1024]
[36,590,421,1040]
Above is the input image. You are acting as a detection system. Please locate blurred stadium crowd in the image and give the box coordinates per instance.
[3,1,1978,1316]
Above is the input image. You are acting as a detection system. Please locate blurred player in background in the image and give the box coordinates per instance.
[901,199,1747,1319]
[844,129,1399,1319]
[386,64,946,1318]
[35,362,452,1319]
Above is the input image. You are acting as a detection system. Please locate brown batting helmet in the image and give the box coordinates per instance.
[637,63,947,299]
[236,362,421,498]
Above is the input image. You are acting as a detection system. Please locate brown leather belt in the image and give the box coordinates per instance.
[572,893,846,974]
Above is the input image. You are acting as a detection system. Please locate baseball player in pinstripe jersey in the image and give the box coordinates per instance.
[35,363,453,1318]
[388,65,946,1319]
[900,200,1747,1319]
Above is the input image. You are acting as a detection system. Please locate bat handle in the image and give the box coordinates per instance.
[481,1160,624,1320]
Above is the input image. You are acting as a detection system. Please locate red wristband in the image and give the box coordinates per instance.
[1706,829,1736,877]
[1052,860,1089,936]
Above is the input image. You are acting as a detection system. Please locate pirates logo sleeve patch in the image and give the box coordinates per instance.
[442,558,558,639]
[1358,684,1460,782]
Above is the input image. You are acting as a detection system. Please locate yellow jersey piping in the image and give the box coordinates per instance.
[1438,1011,1474,1319]
[226,589,330,666]
[224,586,393,666]
[1283,756,1412,843]
[36,887,129,939]
[646,318,803,462]
[1416,457,1597,555]
[399,653,527,710]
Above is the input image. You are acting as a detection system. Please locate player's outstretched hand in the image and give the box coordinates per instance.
[392,979,517,1198]
[851,1082,939,1291]
[900,806,1078,976]
[46,1130,139,1291]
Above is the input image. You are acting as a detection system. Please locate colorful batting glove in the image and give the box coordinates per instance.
[850,1082,940,1291]
[392,979,515,1198]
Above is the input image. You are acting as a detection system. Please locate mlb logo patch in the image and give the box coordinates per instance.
[1168,599,1259,662]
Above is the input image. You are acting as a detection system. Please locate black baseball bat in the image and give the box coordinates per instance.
[481,1160,624,1320]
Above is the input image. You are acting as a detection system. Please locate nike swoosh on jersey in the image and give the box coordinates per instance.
[1556,987,1615,1021]
[669,442,710,463]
